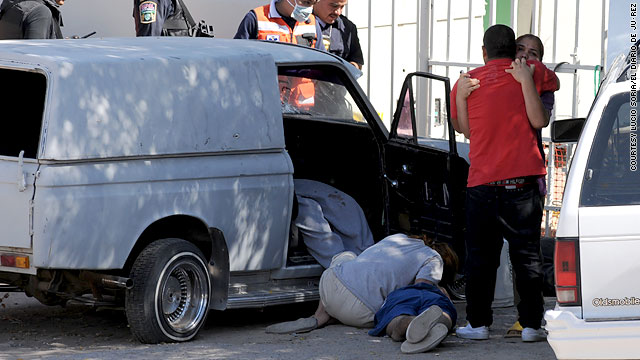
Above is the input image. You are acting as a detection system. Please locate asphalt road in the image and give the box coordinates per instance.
[0,291,558,360]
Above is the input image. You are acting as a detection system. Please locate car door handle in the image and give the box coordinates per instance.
[17,150,27,192]
[585,168,593,181]
[384,174,398,188]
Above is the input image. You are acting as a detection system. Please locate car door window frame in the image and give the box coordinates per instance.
[389,72,458,157]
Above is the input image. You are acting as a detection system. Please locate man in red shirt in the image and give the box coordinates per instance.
[449,25,558,342]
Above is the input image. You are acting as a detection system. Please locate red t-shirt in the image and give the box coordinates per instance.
[450,58,558,187]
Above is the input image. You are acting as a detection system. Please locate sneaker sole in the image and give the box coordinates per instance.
[406,305,445,343]
[456,327,489,340]
[401,323,449,354]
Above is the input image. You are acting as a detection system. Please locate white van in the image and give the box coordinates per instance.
[0,37,469,343]
[545,45,640,359]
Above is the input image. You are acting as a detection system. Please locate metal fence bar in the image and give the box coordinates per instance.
[532,0,538,34]
[390,0,396,122]
[489,0,495,25]
[601,0,607,71]
[553,0,558,63]
[366,0,372,97]
[445,0,451,79]
[418,0,430,73]
[572,0,580,118]
[467,0,472,70]
[428,60,600,73]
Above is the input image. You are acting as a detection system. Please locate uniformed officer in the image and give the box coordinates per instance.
[234,0,323,50]
[313,0,363,69]
[133,0,212,37]
[0,0,64,39]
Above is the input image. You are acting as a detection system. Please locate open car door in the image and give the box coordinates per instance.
[384,72,468,262]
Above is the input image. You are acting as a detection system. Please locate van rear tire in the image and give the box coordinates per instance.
[125,238,211,343]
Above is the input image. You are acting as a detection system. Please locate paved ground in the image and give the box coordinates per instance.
[0,291,558,360]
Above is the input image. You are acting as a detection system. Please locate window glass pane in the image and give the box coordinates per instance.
[396,91,414,138]
[278,68,365,124]
[0,68,45,158]
[581,92,640,206]
[412,76,450,152]
[391,75,450,150]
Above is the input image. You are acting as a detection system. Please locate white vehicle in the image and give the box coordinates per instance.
[0,37,469,343]
[545,45,640,359]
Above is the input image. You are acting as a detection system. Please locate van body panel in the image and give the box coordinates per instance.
[0,39,285,161]
[0,157,37,251]
[579,207,640,320]
[32,152,293,270]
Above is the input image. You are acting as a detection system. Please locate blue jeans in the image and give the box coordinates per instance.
[464,184,544,329]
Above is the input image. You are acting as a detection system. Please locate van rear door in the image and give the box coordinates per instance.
[577,89,640,320]
[0,67,46,252]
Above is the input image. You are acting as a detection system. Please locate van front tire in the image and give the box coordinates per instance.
[125,238,211,343]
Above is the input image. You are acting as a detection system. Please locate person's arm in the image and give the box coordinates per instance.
[505,58,549,129]
[23,6,54,39]
[451,73,479,138]
[134,0,171,37]
[314,21,324,50]
[540,91,555,116]
[233,10,258,39]
[346,19,364,69]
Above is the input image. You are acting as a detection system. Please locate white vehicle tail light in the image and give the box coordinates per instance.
[554,238,581,306]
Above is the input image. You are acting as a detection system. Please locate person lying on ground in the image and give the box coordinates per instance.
[265,233,458,336]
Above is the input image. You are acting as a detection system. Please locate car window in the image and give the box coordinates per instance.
[580,92,640,206]
[392,74,451,152]
[278,67,365,123]
[0,68,45,159]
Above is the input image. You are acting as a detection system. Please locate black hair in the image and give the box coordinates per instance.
[483,24,516,60]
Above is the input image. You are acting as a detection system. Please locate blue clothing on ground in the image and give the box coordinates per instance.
[368,283,457,337]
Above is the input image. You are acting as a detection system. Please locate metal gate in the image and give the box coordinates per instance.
[345,0,607,236]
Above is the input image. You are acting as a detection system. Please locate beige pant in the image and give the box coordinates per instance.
[319,251,375,328]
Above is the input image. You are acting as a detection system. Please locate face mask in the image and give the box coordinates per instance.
[287,0,313,22]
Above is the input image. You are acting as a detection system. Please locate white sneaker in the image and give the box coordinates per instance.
[455,323,489,340]
[521,327,547,342]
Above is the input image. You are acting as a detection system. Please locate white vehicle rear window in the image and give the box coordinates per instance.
[581,92,640,206]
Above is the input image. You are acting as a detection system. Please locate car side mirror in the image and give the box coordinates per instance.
[551,118,586,143]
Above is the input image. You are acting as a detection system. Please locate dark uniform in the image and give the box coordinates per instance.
[0,0,63,39]
[133,0,211,37]
[318,15,364,67]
